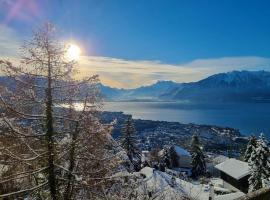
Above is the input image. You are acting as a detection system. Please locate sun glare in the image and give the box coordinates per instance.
[66,43,81,61]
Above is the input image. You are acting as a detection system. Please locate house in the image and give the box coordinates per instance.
[159,145,192,169]
[207,154,229,177]
[173,145,192,168]
[215,158,250,193]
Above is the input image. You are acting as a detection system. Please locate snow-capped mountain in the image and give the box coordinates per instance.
[101,70,270,102]
[101,80,182,101]
[192,70,270,88]
[165,70,270,102]
[2,70,270,102]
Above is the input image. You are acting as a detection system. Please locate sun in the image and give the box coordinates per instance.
[66,43,81,61]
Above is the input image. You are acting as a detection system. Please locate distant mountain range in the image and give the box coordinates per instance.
[1,70,270,103]
[100,80,182,101]
[101,70,270,102]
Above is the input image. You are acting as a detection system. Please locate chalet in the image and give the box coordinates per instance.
[215,158,250,193]
[159,145,192,169]
[173,145,192,168]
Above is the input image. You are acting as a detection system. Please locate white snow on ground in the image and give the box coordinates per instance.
[215,158,250,180]
[138,167,210,200]
[140,166,154,178]
[214,186,231,193]
[176,178,209,200]
[138,167,186,199]
[136,167,245,200]
[210,177,224,187]
[209,178,245,199]
[215,191,245,200]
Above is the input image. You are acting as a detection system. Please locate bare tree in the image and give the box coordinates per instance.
[0,23,119,199]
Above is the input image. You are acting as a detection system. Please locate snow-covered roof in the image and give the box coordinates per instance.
[215,158,250,180]
[174,145,191,156]
[158,145,191,157]
[212,155,229,164]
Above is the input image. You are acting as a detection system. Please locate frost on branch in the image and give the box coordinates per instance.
[0,23,121,199]
[248,133,270,192]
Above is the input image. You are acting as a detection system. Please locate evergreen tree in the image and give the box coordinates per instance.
[191,135,206,178]
[248,133,270,192]
[169,146,179,168]
[121,116,141,171]
[161,147,171,168]
[244,135,257,162]
[159,146,179,169]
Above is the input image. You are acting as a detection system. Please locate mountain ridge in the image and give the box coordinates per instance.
[101,70,270,102]
[1,70,270,102]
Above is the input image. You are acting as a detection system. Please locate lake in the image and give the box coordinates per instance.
[103,101,270,137]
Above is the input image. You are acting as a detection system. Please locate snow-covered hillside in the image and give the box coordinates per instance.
[122,167,245,200]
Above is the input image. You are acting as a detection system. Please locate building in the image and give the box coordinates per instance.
[159,145,192,169]
[173,145,192,168]
[207,154,229,177]
[215,158,250,193]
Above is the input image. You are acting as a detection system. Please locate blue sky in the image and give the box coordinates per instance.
[1,0,270,88]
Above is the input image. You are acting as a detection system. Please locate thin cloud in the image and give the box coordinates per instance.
[1,24,270,88]
[77,56,270,88]
[0,24,22,57]
[1,0,40,23]
[186,57,270,71]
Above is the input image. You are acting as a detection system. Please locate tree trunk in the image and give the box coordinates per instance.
[64,122,79,200]
[46,54,57,200]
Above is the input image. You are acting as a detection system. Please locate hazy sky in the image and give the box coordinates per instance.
[1,0,270,88]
